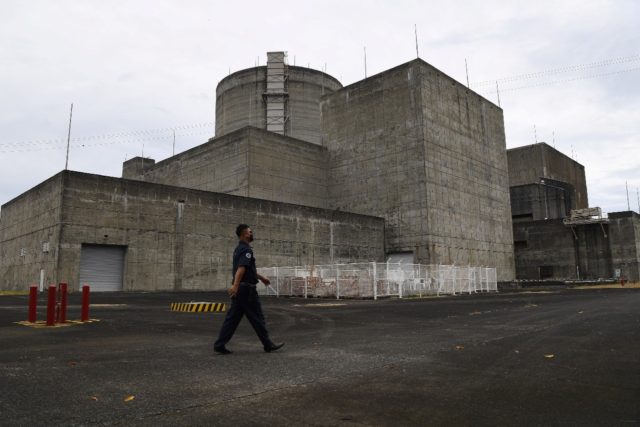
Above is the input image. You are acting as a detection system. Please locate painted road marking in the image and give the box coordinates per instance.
[15,319,101,329]
[170,302,227,313]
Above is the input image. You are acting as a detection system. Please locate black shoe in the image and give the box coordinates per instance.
[214,346,232,355]
[264,342,285,353]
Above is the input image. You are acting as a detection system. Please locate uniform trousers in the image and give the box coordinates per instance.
[214,283,272,348]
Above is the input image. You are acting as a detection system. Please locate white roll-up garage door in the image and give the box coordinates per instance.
[79,245,126,292]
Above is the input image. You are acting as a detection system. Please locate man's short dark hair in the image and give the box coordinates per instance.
[236,224,250,237]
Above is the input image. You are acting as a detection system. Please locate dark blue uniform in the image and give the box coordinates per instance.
[214,241,274,350]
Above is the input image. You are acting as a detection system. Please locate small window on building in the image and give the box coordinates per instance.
[539,266,554,279]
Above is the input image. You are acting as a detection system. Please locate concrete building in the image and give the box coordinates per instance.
[0,171,384,291]
[508,143,640,282]
[1,51,516,292]
[321,60,514,279]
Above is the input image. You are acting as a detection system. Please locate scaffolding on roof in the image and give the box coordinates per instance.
[264,52,289,135]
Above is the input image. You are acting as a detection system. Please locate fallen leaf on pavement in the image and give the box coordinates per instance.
[124,395,135,402]
[578,311,584,314]
[544,354,555,358]
[90,396,98,401]
[455,345,464,350]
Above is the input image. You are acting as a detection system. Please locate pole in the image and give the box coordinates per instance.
[626,181,630,211]
[81,284,90,322]
[172,130,176,156]
[64,103,73,170]
[46,285,57,326]
[364,47,367,79]
[414,24,419,58]
[636,187,639,213]
[28,285,38,323]
[372,262,377,300]
[465,59,470,88]
[496,81,501,107]
[57,283,68,323]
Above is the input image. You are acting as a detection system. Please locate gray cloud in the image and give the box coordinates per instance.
[1,0,638,213]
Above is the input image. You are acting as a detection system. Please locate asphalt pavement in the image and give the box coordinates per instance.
[1,288,639,426]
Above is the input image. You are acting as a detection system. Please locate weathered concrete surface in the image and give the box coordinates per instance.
[513,219,612,280]
[608,211,640,281]
[322,59,514,280]
[513,212,640,281]
[510,180,574,222]
[123,127,329,209]
[1,171,385,291]
[1,289,639,426]
[0,174,64,290]
[508,143,588,210]
[215,65,342,145]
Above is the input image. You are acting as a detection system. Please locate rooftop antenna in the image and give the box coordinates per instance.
[552,131,556,148]
[495,81,501,107]
[64,103,73,170]
[465,59,470,88]
[364,46,368,78]
[637,187,639,213]
[571,144,574,159]
[414,24,419,58]
[294,55,296,66]
[141,143,144,158]
[534,124,538,143]
[172,129,176,156]
[626,181,631,211]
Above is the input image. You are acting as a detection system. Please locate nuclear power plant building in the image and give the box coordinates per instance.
[0,52,515,292]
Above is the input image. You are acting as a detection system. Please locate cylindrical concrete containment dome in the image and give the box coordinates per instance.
[215,54,342,145]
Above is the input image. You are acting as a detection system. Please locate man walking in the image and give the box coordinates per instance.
[214,224,284,354]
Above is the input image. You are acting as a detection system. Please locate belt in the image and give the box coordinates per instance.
[239,282,257,288]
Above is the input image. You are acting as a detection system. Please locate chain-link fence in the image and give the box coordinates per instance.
[257,263,498,299]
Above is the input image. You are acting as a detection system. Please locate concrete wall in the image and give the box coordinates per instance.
[123,127,329,209]
[608,211,640,281]
[215,65,342,145]
[510,181,573,222]
[0,175,64,290]
[2,171,385,291]
[123,128,251,197]
[513,220,577,279]
[321,59,514,280]
[508,143,588,209]
[247,129,328,208]
[512,215,640,281]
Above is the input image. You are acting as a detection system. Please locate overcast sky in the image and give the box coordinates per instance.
[1,0,639,213]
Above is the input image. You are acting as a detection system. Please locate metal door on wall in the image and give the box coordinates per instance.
[79,245,126,292]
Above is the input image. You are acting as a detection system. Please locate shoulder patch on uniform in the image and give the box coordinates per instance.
[246,252,252,259]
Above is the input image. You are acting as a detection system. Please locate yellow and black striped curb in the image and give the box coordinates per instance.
[170,302,227,313]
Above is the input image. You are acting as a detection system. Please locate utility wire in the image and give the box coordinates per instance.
[478,65,640,96]
[0,121,214,148]
[471,53,640,87]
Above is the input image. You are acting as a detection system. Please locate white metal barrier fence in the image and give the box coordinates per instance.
[257,263,498,299]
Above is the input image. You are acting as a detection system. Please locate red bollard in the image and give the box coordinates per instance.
[81,284,90,322]
[57,283,68,323]
[28,285,38,323]
[46,285,57,326]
